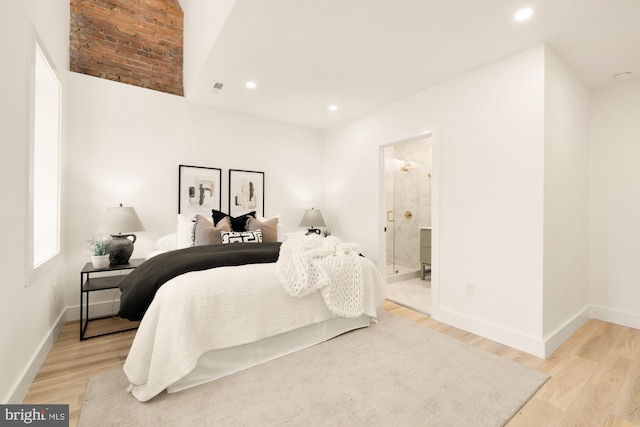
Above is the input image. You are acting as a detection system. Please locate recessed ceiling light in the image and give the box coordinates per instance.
[514,8,533,22]
[329,105,337,112]
[613,71,632,80]
[245,81,257,89]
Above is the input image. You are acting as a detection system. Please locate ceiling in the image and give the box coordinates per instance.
[182,0,640,130]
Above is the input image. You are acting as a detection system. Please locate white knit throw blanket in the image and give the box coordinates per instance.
[275,234,364,318]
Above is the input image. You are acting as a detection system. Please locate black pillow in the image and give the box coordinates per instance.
[212,210,256,232]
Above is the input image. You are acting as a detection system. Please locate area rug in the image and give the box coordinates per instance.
[79,312,547,427]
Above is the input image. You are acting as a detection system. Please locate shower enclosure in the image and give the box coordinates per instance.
[383,135,432,278]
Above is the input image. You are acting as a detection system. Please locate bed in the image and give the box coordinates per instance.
[118,214,386,402]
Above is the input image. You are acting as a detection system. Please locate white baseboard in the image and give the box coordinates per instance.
[432,303,636,360]
[65,299,121,321]
[590,305,640,330]
[8,299,121,403]
[543,305,590,358]
[7,311,66,404]
[433,305,594,359]
[432,307,547,358]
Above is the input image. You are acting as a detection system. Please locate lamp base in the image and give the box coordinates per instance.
[305,228,322,235]
[108,234,137,264]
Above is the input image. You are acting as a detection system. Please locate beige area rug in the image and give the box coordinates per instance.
[79,312,547,427]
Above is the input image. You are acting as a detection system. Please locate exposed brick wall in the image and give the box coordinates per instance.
[70,0,184,96]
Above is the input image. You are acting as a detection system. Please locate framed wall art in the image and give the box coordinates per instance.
[229,169,264,217]
[178,165,222,216]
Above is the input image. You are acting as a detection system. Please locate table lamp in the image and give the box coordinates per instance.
[299,208,326,235]
[96,204,145,264]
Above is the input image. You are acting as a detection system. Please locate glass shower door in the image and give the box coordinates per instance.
[384,135,432,278]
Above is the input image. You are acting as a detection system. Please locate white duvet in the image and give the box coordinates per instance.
[123,257,386,402]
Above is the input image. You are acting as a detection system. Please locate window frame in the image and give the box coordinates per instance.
[27,30,62,284]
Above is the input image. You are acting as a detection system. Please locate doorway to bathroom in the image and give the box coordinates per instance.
[382,133,432,314]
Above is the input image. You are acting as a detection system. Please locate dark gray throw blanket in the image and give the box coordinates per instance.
[118,242,282,321]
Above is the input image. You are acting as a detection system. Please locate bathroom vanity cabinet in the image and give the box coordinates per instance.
[420,227,431,280]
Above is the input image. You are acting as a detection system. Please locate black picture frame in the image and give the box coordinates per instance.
[229,169,264,218]
[178,165,222,216]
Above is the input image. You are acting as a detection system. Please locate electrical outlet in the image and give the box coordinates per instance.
[465,282,475,296]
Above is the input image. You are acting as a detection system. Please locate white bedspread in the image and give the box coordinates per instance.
[123,257,386,402]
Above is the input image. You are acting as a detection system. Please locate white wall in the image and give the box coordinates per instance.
[542,47,590,355]
[0,0,69,403]
[180,0,235,97]
[324,45,548,356]
[63,72,324,313]
[588,77,640,329]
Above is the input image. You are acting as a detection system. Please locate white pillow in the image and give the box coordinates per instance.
[153,233,177,251]
[145,249,167,260]
[257,214,283,241]
[176,214,196,249]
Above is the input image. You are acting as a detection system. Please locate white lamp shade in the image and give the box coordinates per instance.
[299,208,326,228]
[96,205,145,235]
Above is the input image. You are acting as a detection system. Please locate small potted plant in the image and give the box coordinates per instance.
[87,236,111,269]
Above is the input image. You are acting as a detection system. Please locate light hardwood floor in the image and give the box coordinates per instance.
[23,301,640,427]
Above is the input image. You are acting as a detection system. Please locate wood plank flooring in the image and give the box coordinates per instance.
[23,301,640,427]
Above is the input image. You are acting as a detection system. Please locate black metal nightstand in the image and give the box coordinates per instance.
[80,258,144,340]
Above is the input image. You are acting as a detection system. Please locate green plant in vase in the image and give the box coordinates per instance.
[87,236,111,256]
[87,236,111,268]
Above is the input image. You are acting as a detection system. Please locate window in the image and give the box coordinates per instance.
[30,39,61,274]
